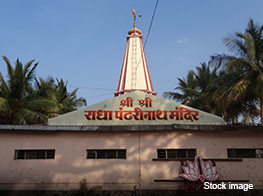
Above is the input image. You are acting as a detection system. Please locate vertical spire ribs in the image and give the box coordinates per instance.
[114,9,156,97]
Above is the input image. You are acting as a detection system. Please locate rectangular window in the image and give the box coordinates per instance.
[227,148,263,158]
[14,150,55,160]
[157,149,196,159]
[87,149,126,159]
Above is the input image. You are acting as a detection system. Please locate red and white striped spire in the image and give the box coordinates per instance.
[114,8,157,97]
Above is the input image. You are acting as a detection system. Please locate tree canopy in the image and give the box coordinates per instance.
[0,56,87,125]
[164,19,263,124]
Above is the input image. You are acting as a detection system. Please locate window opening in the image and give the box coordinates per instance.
[157,149,196,159]
[87,149,126,159]
[14,150,55,160]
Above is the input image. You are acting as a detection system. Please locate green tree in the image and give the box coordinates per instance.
[32,77,87,117]
[163,62,250,123]
[0,56,47,124]
[0,57,87,125]
[163,69,198,105]
[163,63,225,113]
[25,77,62,117]
[54,78,87,113]
[210,19,262,124]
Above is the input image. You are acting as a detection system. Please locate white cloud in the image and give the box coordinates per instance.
[177,38,189,43]
[176,56,185,61]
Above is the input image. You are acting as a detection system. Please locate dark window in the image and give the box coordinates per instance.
[87,149,126,159]
[107,150,116,159]
[157,149,166,158]
[177,149,186,158]
[97,150,107,159]
[14,150,55,160]
[26,150,36,159]
[167,149,176,158]
[157,149,196,159]
[227,149,263,158]
[187,149,196,158]
[17,150,26,159]
[87,150,96,159]
[46,150,55,159]
[36,150,45,159]
[117,150,126,159]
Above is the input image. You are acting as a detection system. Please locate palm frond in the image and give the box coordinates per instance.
[0,97,11,113]
[163,91,184,102]
[24,98,62,114]
[0,72,10,99]
[14,108,48,125]
[25,62,38,81]
[209,54,236,68]
[2,56,14,78]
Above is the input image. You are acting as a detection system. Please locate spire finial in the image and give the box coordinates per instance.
[128,8,142,35]
[132,8,136,34]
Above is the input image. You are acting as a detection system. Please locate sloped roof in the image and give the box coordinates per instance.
[48,91,226,126]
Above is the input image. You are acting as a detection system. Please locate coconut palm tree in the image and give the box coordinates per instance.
[210,19,263,124]
[52,78,86,114]
[31,77,87,117]
[0,57,87,125]
[163,62,250,123]
[25,77,62,117]
[163,70,199,105]
[164,63,225,114]
[0,56,47,124]
[192,63,225,115]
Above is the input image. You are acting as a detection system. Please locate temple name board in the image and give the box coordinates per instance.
[48,91,226,126]
[84,97,199,122]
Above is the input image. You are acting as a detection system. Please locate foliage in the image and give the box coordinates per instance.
[164,19,263,124]
[210,19,263,124]
[163,62,231,121]
[69,178,102,196]
[0,56,46,124]
[31,77,87,117]
[0,56,87,125]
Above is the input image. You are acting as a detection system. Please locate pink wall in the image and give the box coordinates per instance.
[0,130,263,190]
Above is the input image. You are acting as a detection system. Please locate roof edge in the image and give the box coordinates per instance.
[0,124,262,133]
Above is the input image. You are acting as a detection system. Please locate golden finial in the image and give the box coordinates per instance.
[128,8,142,35]
[133,8,136,34]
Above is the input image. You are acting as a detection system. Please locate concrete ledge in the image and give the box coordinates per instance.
[0,124,262,133]
[152,158,243,162]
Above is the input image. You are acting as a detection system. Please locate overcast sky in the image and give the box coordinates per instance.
[1,0,263,106]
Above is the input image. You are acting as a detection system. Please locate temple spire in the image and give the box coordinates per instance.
[114,9,157,97]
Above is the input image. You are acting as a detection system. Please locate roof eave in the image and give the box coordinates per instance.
[0,124,262,133]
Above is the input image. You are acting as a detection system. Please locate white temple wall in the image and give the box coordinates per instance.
[0,130,263,190]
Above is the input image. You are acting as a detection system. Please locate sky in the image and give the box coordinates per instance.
[1,0,263,106]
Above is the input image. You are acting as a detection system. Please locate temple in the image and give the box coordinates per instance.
[0,9,263,195]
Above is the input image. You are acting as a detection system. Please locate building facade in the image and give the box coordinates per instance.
[0,11,263,194]
[1,124,263,191]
